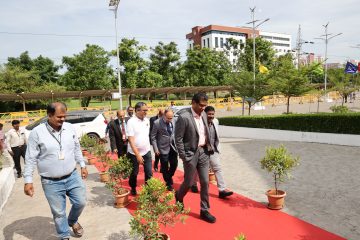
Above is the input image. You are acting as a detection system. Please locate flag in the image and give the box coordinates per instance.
[259,64,269,74]
[344,61,358,74]
[358,62,360,72]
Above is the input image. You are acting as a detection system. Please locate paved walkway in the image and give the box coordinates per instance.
[1,138,359,239]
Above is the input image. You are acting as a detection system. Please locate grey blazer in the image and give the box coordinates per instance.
[174,108,209,162]
[151,118,176,155]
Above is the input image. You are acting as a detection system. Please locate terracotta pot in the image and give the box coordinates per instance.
[87,157,97,165]
[209,171,217,184]
[99,172,109,182]
[114,190,130,208]
[266,189,286,210]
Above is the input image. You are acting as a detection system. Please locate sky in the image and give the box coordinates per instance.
[0,0,359,68]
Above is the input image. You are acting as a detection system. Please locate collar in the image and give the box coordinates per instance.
[46,122,65,133]
[191,108,201,119]
[135,115,145,122]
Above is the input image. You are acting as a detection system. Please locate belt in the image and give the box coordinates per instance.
[41,169,76,181]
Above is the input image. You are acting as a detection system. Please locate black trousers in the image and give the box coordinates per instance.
[128,151,152,190]
[116,144,128,158]
[11,145,26,174]
[154,154,160,169]
[160,148,178,187]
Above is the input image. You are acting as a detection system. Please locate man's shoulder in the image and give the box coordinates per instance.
[32,122,46,132]
[177,108,191,118]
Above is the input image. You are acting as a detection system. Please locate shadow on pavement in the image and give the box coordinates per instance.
[88,186,113,207]
[2,216,57,240]
[107,230,139,240]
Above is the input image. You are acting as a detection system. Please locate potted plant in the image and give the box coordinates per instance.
[105,155,133,208]
[130,178,188,240]
[79,134,97,164]
[260,145,299,210]
[93,144,112,182]
[234,233,246,240]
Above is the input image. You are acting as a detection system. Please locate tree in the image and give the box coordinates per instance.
[328,68,360,106]
[6,51,33,71]
[239,37,275,72]
[223,37,245,71]
[231,71,271,115]
[269,54,312,113]
[62,44,114,107]
[183,46,232,87]
[149,41,181,87]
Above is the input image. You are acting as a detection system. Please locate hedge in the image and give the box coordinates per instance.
[218,113,360,135]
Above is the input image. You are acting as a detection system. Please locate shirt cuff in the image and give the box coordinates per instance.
[24,176,33,184]
[79,161,86,168]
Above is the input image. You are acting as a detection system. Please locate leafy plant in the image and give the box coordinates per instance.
[129,178,188,240]
[93,144,112,173]
[330,105,350,113]
[105,155,133,195]
[234,233,247,240]
[79,134,97,153]
[260,145,299,194]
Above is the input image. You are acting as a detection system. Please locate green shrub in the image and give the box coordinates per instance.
[330,105,350,113]
[219,113,360,134]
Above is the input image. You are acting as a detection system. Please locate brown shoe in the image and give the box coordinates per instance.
[71,222,84,237]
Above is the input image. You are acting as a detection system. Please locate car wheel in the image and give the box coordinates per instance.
[87,133,99,140]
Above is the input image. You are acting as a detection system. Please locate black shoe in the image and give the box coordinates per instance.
[167,185,174,191]
[17,173,22,178]
[191,185,199,193]
[219,190,233,199]
[175,192,184,210]
[131,188,137,196]
[200,210,216,223]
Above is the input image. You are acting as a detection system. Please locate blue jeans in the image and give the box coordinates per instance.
[128,151,152,190]
[41,170,86,239]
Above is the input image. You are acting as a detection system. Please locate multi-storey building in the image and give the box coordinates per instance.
[186,25,292,62]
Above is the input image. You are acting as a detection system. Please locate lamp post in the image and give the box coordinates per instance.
[109,0,123,110]
[295,25,314,69]
[246,7,269,93]
[315,22,342,101]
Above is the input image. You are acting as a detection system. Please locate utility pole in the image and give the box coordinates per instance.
[295,25,314,69]
[246,7,270,93]
[315,22,342,101]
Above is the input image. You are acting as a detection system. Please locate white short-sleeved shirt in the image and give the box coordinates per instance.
[126,116,151,156]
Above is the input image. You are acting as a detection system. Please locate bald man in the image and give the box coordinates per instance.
[109,110,130,157]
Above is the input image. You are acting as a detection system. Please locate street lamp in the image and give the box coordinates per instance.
[246,7,270,92]
[109,0,123,110]
[295,25,314,69]
[315,22,342,101]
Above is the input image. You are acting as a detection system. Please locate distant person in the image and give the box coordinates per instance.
[149,108,164,172]
[126,102,152,195]
[105,116,114,138]
[170,101,175,107]
[127,106,134,118]
[6,120,27,178]
[24,102,88,240]
[151,108,178,191]
[175,92,216,223]
[109,110,129,157]
[191,106,233,199]
[0,123,12,167]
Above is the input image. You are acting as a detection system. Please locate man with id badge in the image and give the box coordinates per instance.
[24,102,88,240]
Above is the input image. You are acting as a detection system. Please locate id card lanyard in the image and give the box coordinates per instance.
[46,123,64,160]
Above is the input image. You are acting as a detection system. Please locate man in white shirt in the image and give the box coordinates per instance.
[6,120,27,178]
[126,102,152,196]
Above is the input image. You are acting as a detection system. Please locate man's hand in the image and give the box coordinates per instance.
[113,149,118,153]
[24,183,34,197]
[155,151,160,156]
[136,154,144,164]
[81,167,88,179]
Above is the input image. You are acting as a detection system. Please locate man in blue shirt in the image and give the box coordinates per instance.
[24,102,88,240]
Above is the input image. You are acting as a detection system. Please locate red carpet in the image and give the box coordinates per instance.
[91,155,346,240]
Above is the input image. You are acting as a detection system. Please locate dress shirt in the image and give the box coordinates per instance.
[6,128,26,152]
[0,130,6,150]
[126,116,151,156]
[24,122,85,183]
[191,108,206,146]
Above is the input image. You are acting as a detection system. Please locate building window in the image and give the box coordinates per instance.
[220,38,224,48]
[215,37,219,48]
[207,38,210,48]
[203,39,206,48]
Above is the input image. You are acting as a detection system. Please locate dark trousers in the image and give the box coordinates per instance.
[160,148,178,187]
[116,144,128,158]
[176,147,210,210]
[128,151,152,190]
[154,154,160,169]
[11,145,26,175]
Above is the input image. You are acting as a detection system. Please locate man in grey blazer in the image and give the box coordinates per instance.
[151,109,178,191]
[174,93,216,223]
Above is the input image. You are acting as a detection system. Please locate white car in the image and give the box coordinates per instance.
[23,110,108,140]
